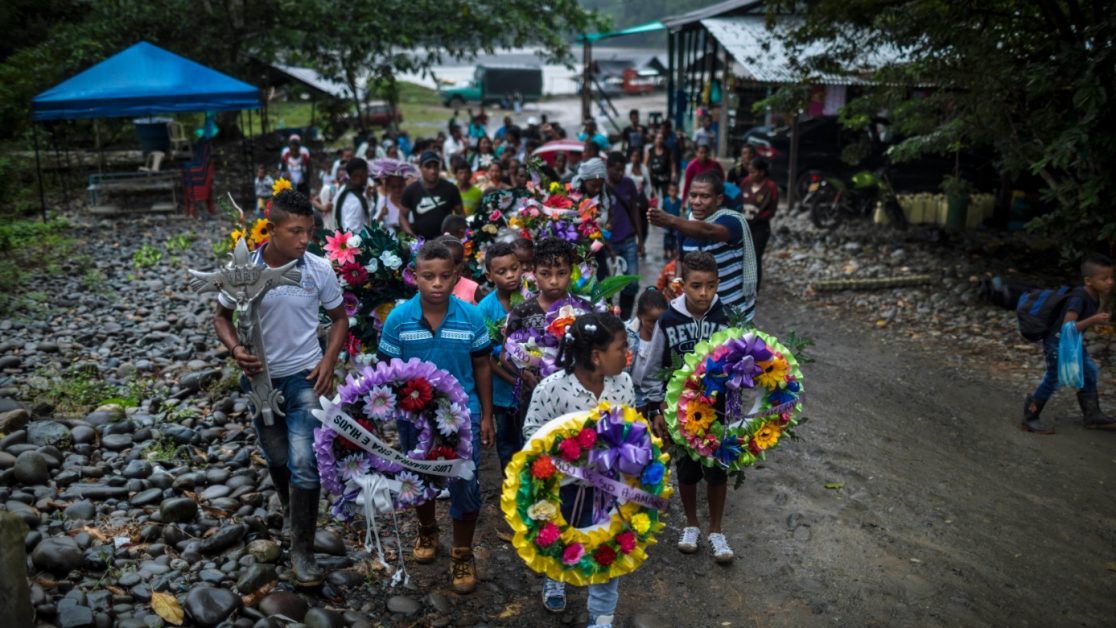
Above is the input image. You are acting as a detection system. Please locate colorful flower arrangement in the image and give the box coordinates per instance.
[463,190,515,282]
[314,358,472,518]
[504,296,599,381]
[664,328,805,472]
[512,181,607,264]
[501,402,671,585]
[317,223,417,362]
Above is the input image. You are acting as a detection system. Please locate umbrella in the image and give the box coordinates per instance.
[532,139,585,168]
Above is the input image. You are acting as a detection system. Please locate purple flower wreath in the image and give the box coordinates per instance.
[314,357,472,518]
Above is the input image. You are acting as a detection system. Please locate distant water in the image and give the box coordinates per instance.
[398,46,666,96]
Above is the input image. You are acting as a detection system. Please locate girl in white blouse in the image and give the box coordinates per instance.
[522,313,632,628]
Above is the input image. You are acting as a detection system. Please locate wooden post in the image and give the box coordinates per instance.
[667,31,675,124]
[581,39,593,124]
[32,124,46,222]
[786,111,801,210]
[717,45,730,159]
[0,512,33,625]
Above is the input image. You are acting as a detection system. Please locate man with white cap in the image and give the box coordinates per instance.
[280,135,312,196]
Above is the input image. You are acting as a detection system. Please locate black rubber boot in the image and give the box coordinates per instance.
[1077,392,1116,430]
[289,486,324,587]
[1020,395,1055,434]
[267,466,291,534]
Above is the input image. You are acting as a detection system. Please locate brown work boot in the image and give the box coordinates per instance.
[413,524,439,564]
[450,546,478,594]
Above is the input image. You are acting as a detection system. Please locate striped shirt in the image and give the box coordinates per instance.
[378,294,492,415]
[679,208,757,321]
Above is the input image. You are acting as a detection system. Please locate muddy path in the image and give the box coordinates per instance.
[427,282,1116,628]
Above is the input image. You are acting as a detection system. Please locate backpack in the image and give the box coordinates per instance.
[1016,286,1072,341]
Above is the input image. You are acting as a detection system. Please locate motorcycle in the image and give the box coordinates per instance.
[802,168,908,230]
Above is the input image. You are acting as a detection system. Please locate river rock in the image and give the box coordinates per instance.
[56,598,94,628]
[246,539,280,564]
[27,420,71,448]
[159,497,198,523]
[63,500,96,521]
[130,488,163,507]
[386,595,421,615]
[0,408,29,432]
[198,523,246,554]
[100,434,133,451]
[184,587,241,627]
[70,425,95,445]
[313,530,345,556]
[258,591,309,621]
[13,451,49,485]
[304,608,344,628]
[31,536,83,576]
[122,459,152,479]
[236,563,277,593]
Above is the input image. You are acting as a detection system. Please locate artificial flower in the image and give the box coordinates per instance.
[435,403,463,436]
[557,438,581,461]
[527,500,558,522]
[348,234,363,248]
[380,250,403,270]
[364,257,380,273]
[363,385,396,418]
[249,219,270,246]
[482,223,498,235]
[396,471,425,504]
[546,315,576,338]
[683,400,717,435]
[768,379,801,406]
[756,356,790,389]
[562,542,585,565]
[531,455,557,480]
[535,522,560,546]
[325,231,358,266]
[747,438,763,455]
[630,513,651,535]
[342,292,360,316]
[593,545,617,567]
[753,422,782,450]
[615,530,637,554]
[427,445,457,460]
[338,453,371,482]
[374,301,396,323]
[640,461,665,486]
[344,333,362,357]
[339,262,369,287]
[549,181,562,194]
[272,177,292,195]
[229,228,246,247]
[399,378,433,412]
[576,428,597,449]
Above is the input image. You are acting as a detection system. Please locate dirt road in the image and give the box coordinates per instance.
[398,231,1116,627]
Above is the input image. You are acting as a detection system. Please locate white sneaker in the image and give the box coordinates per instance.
[436,488,450,500]
[542,578,566,612]
[709,532,734,564]
[588,614,614,628]
[677,526,700,554]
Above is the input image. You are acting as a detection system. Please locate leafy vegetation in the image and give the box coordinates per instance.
[0,219,74,315]
[763,0,1116,260]
[37,366,120,414]
[132,244,162,269]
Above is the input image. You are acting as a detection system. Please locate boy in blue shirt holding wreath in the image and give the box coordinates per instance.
[378,240,496,593]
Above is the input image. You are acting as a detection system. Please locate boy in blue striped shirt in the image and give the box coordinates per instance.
[378,240,495,593]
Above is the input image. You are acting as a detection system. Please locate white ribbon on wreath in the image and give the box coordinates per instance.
[352,473,411,587]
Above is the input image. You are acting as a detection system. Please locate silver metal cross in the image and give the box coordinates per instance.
[189,238,302,426]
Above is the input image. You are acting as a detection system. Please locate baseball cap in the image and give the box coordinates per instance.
[288,134,301,143]
[419,150,441,166]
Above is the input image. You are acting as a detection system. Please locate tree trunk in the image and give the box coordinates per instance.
[0,512,33,626]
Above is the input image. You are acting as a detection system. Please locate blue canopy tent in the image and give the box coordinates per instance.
[29,41,261,217]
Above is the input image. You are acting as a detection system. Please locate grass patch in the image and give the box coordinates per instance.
[0,219,76,315]
[205,366,241,396]
[100,378,156,409]
[143,437,184,463]
[782,330,817,364]
[38,367,120,414]
[81,268,108,292]
[132,244,162,269]
[166,232,196,255]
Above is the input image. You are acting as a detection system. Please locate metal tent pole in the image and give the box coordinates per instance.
[32,123,47,221]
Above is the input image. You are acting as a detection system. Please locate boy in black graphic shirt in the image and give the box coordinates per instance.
[400,150,463,240]
[634,251,735,564]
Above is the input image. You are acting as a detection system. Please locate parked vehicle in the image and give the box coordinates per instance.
[741,117,997,200]
[366,101,402,127]
[440,65,543,109]
[802,167,908,230]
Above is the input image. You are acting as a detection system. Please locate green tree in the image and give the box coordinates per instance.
[763,0,1116,259]
[288,0,608,125]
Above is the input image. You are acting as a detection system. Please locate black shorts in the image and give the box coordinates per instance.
[676,454,727,486]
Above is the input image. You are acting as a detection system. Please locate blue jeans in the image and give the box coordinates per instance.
[494,405,522,471]
[612,237,640,299]
[543,483,620,620]
[1032,332,1098,402]
[247,369,321,490]
[396,414,482,520]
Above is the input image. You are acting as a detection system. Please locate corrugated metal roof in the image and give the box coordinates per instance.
[702,16,903,85]
[662,0,762,31]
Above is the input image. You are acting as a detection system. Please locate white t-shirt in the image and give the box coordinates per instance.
[443,137,464,169]
[625,163,650,196]
[217,249,343,379]
[281,146,311,185]
[376,195,403,231]
[337,188,368,233]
